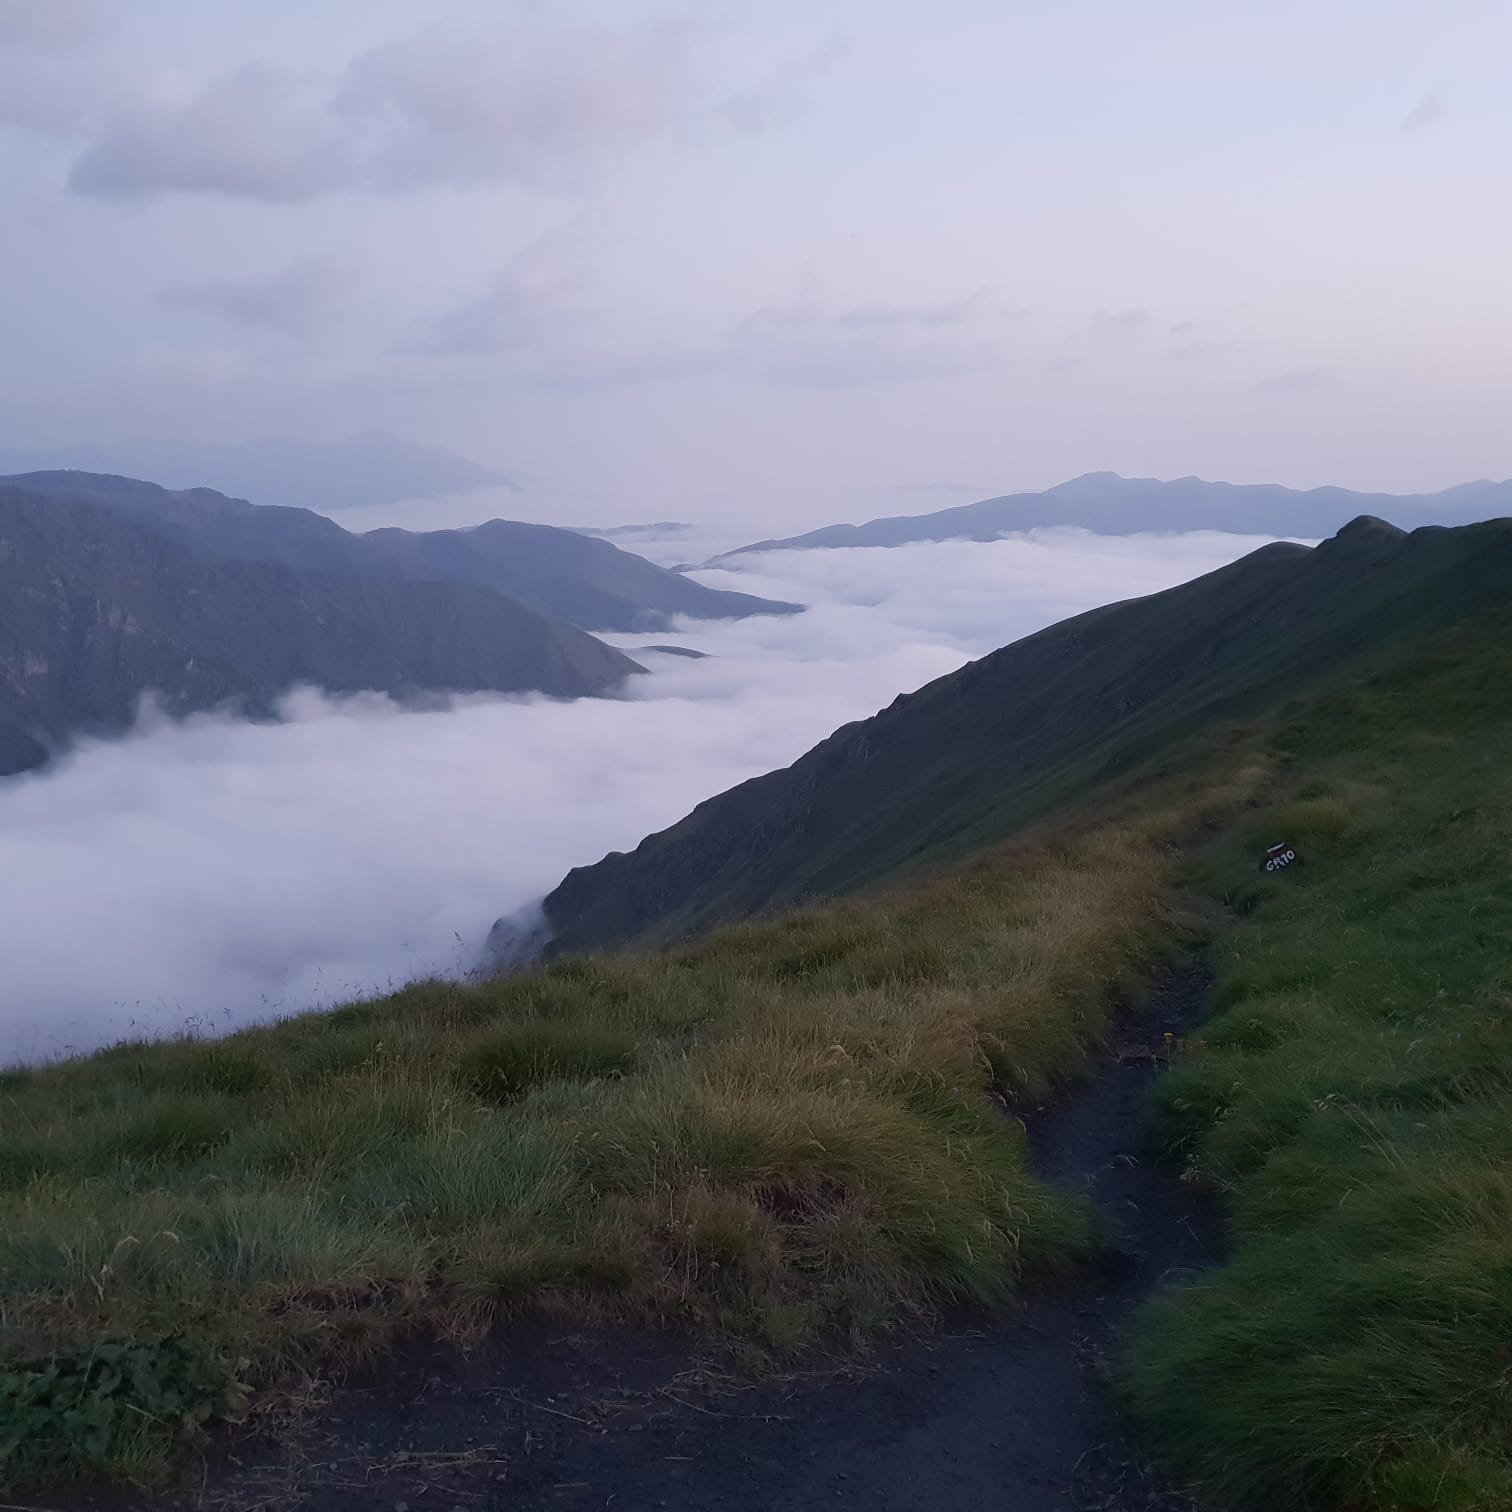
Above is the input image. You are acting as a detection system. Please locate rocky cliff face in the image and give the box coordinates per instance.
[0,486,642,774]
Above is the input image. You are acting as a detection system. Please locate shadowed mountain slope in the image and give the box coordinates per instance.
[721,472,1512,556]
[0,471,797,632]
[363,519,796,631]
[0,486,641,775]
[537,514,1512,954]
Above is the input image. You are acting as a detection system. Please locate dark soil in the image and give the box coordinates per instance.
[54,961,1219,1512]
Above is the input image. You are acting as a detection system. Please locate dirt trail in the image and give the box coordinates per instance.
[61,961,1219,1512]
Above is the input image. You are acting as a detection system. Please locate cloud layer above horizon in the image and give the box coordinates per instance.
[0,529,1288,1064]
[1,0,1509,529]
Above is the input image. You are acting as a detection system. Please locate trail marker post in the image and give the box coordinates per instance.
[1260,841,1300,874]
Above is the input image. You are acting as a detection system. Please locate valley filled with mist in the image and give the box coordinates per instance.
[0,520,1279,1062]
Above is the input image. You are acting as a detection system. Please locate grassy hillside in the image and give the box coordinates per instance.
[0,757,1257,1487]
[540,516,1512,955]
[1127,616,1512,1510]
[3,544,1507,1501]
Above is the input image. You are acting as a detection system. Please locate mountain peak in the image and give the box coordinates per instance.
[1328,514,1407,551]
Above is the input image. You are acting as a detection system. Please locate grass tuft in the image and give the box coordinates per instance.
[1127,618,1512,1509]
[0,766,1245,1488]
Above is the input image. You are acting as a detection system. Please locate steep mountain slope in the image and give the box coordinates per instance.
[538,514,1512,953]
[362,519,797,630]
[0,486,640,775]
[0,471,797,632]
[722,472,1512,555]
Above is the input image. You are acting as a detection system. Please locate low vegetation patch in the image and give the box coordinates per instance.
[1127,620,1512,1510]
[0,767,1254,1488]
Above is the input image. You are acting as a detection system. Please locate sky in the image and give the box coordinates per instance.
[0,527,1288,1063]
[1,0,1509,531]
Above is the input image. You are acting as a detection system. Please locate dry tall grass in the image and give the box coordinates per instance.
[0,765,1258,1484]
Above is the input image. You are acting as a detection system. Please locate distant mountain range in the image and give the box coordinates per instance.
[0,468,798,775]
[531,512,1512,956]
[1,471,797,633]
[362,521,792,631]
[0,431,512,513]
[0,485,639,776]
[719,473,1512,556]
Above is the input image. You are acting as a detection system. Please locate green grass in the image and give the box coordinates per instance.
[7,600,1509,1502]
[1127,618,1512,1510]
[0,776,1252,1489]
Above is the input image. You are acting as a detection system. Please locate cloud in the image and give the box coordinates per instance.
[524,289,1014,392]
[1168,321,1197,337]
[65,17,750,203]
[713,36,852,134]
[1,528,1293,1064]
[1093,307,1150,331]
[397,234,594,357]
[1399,91,1445,131]
[160,256,356,334]
[1166,338,1233,362]
[0,58,97,134]
[0,0,106,50]
[1254,365,1337,394]
[336,18,701,194]
[870,481,987,499]
[70,64,352,202]
[832,292,999,330]
[0,0,111,136]
[726,292,1009,388]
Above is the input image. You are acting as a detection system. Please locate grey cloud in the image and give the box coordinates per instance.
[871,481,986,498]
[1168,320,1197,337]
[399,274,589,358]
[397,231,595,357]
[1255,365,1337,393]
[1166,338,1234,362]
[0,0,106,50]
[834,291,998,329]
[1092,308,1150,331]
[730,294,1005,388]
[333,19,700,194]
[1400,91,1445,131]
[531,290,1008,392]
[749,291,1004,333]
[67,18,727,203]
[0,57,97,135]
[70,65,351,202]
[160,256,356,334]
[713,36,851,135]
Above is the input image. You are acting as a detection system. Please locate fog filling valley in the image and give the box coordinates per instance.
[0,529,1290,1064]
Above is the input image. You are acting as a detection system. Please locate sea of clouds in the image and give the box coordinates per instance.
[0,528,1293,1063]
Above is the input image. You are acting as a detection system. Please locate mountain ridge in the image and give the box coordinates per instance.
[0,470,798,632]
[718,472,1512,557]
[531,511,1512,956]
[0,485,642,776]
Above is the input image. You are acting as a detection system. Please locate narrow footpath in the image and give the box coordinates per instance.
[64,961,1219,1512]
